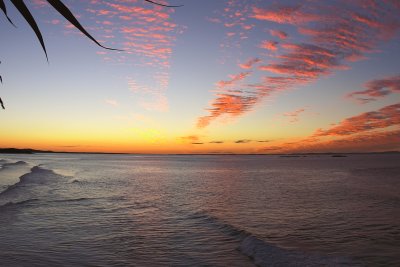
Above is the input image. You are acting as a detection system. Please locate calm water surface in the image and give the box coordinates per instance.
[0,153,399,266]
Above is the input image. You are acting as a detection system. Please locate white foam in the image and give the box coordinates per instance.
[0,165,66,196]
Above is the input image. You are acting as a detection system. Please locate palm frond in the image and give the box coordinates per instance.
[0,0,15,26]
[10,0,48,60]
[144,0,183,7]
[0,61,4,109]
[1,0,183,110]
[46,0,122,51]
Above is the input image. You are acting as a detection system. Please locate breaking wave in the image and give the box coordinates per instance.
[0,198,39,209]
[0,165,67,196]
[0,161,28,170]
[189,210,352,267]
[51,197,100,203]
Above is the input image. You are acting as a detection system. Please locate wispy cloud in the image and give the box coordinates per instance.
[238,58,261,69]
[269,29,288,39]
[259,43,346,78]
[51,1,185,113]
[209,140,224,144]
[252,4,321,25]
[260,129,400,153]
[347,74,400,103]
[260,40,279,51]
[105,98,119,107]
[196,1,400,128]
[128,73,171,112]
[197,94,257,128]
[260,103,400,153]
[283,108,306,123]
[216,72,252,89]
[180,135,200,142]
[207,0,255,53]
[235,139,252,144]
[313,103,400,137]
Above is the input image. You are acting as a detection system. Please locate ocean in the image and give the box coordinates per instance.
[0,153,399,266]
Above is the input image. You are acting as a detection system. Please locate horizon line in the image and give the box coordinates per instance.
[0,148,399,156]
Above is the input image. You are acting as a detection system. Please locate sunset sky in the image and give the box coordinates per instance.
[1,0,399,154]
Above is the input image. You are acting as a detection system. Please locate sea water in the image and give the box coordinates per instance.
[0,153,399,266]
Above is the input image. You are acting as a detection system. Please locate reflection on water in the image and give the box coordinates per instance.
[0,153,399,266]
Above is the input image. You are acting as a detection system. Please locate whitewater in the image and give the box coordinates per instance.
[0,153,399,266]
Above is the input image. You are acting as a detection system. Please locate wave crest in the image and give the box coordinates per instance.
[0,165,67,196]
[0,161,28,170]
[189,210,351,267]
[0,198,39,209]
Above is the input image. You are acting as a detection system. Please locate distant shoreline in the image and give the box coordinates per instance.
[0,148,399,156]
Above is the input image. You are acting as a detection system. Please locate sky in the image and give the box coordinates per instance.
[0,0,399,154]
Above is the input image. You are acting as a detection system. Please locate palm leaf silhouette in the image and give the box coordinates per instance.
[10,0,48,60]
[1,0,182,110]
[144,0,183,7]
[47,0,122,51]
[0,0,14,25]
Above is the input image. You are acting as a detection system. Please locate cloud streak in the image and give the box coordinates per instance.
[235,139,251,144]
[313,103,400,137]
[260,103,400,153]
[260,40,279,51]
[197,93,257,128]
[269,29,287,39]
[197,0,400,128]
[180,135,200,142]
[105,98,119,107]
[347,74,400,103]
[252,5,321,25]
[261,129,400,153]
[216,72,252,89]
[239,58,261,69]
[61,1,185,113]
[283,108,306,123]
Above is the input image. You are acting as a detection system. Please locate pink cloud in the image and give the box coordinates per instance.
[83,2,184,113]
[197,94,257,128]
[32,0,47,7]
[238,58,261,69]
[347,74,400,103]
[269,29,288,39]
[211,0,256,51]
[259,43,346,78]
[216,72,251,89]
[313,103,400,137]
[180,135,200,142]
[51,19,61,25]
[102,20,113,25]
[261,129,400,153]
[207,17,222,24]
[260,103,400,153]
[283,108,306,122]
[196,1,400,128]
[260,40,279,51]
[140,95,169,112]
[252,5,320,25]
[38,0,182,114]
